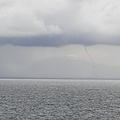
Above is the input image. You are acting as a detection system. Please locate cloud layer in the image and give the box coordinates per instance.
[0,0,120,46]
[0,0,67,36]
[0,0,120,37]
[1,35,120,47]
[75,0,120,36]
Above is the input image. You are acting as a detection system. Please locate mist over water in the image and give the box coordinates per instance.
[0,79,120,120]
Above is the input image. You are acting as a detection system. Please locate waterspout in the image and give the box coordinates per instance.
[83,45,95,68]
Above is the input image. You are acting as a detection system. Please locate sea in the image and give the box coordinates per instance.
[0,79,120,120]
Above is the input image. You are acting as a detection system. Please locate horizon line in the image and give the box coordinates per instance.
[0,77,120,80]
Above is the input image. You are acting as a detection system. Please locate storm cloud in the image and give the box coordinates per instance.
[0,0,120,46]
[0,35,120,47]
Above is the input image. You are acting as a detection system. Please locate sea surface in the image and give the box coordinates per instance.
[0,79,120,120]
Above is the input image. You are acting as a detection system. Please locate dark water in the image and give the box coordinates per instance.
[0,79,120,120]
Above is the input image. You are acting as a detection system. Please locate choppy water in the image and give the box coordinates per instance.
[0,79,120,120]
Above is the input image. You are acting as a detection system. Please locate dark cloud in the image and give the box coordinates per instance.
[0,34,120,47]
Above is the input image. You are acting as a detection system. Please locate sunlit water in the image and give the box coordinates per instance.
[0,79,120,120]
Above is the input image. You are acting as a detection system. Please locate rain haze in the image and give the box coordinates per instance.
[0,0,120,79]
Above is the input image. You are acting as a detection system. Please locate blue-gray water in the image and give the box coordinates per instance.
[0,79,120,120]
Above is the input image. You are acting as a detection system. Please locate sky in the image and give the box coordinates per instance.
[1,0,120,79]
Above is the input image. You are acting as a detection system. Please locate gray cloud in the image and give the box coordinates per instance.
[0,35,120,47]
[0,0,120,38]
[0,0,120,47]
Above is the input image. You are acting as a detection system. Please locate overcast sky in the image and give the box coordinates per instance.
[1,0,120,79]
